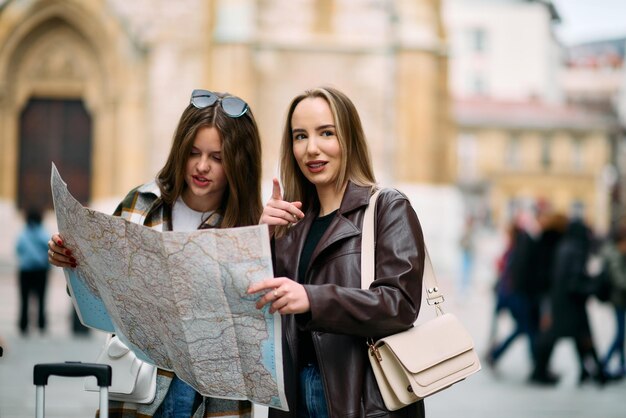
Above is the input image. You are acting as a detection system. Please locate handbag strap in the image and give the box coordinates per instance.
[361,188,445,311]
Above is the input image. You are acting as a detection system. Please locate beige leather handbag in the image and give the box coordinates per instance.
[362,189,481,411]
[85,335,157,404]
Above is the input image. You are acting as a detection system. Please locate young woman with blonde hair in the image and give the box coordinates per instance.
[249,86,427,417]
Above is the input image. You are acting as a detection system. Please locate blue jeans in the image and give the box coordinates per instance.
[298,364,329,418]
[490,293,535,362]
[602,307,626,374]
[153,376,199,418]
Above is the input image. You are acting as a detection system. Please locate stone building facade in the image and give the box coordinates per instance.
[0,0,453,267]
[0,0,452,213]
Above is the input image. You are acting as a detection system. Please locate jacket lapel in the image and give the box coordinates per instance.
[307,182,372,278]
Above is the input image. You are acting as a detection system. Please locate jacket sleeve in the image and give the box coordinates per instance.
[299,190,425,338]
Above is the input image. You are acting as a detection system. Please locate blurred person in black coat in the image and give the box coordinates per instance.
[532,212,568,333]
[530,219,607,385]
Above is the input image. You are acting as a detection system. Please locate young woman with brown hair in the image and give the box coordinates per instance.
[47,89,262,418]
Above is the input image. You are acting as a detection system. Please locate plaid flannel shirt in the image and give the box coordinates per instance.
[112,181,170,231]
[103,181,251,418]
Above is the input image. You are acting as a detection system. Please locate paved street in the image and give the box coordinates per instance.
[0,266,106,417]
[0,262,624,418]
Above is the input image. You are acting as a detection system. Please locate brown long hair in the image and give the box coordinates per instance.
[276,86,375,236]
[157,92,262,227]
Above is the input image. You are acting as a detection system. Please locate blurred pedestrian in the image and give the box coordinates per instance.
[487,222,516,350]
[600,223,626,378]
[530,220,607,386]
[486,220,536,367]
[15,209,50,335]
[532,212,568,332]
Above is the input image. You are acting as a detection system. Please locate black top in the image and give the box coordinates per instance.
[297,210,337,366]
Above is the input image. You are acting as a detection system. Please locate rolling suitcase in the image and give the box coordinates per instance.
[33,362,112,418]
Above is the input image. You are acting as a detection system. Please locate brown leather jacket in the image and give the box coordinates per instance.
[269,183,426,418]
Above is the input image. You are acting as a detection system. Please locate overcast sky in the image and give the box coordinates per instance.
[551,0,626,45]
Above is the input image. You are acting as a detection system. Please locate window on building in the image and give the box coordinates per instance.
[572,137,584,171]
[468,28,487,53]
[541,135,552,169]
[506,133,521,169]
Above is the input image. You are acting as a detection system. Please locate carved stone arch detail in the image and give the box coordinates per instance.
[0,0,134,202]
[11,20,103,111]
[0,1,119,110]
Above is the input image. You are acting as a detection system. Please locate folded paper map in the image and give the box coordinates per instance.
[51,164,287,410]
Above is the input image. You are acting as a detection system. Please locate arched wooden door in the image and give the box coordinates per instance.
[18,98,92,210]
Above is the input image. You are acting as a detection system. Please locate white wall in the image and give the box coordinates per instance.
[444,0,562,103]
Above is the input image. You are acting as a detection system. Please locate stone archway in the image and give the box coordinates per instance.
[11,19,100,210]
[0,0,137,205]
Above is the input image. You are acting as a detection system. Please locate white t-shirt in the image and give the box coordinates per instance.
[171,196,214,232]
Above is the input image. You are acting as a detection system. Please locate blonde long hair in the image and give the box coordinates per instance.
[277,86,375,236]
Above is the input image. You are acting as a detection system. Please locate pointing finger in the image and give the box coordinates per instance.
[271,178,282,200]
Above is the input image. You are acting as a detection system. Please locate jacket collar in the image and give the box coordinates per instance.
[135,181,220,231]
[300,181,373,227]
[280,181,374,282]
[336,181,373,216]
[137,180,161,196]
[313,182,373,257]
[135,181,170,230]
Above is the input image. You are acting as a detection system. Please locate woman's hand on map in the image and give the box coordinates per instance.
[247,277,310,314]
[48,233,77,268]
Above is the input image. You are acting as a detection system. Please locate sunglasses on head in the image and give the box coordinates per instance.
[190,89,249,118]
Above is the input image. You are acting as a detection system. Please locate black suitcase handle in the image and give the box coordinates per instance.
[34,362,112,387]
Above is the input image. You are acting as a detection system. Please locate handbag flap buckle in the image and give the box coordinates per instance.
[367,339,382,362]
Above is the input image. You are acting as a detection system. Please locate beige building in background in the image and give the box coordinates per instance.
[455,98,619,232]
[0,0,452,217]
